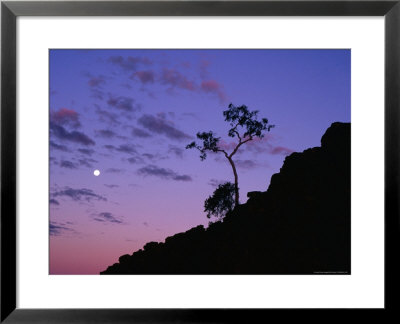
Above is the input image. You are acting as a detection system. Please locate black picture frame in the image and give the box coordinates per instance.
[1,0,399,322]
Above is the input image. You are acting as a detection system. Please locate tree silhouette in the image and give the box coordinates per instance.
[204,182,235,220]
[186,104,274,206]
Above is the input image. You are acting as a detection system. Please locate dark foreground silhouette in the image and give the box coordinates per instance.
[101,122,350,274]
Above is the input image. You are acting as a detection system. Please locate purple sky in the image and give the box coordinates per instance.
[49,49,350,274]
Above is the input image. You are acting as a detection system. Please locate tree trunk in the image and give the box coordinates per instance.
[227,157,239,206]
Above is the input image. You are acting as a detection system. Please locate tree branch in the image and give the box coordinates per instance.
[217,149,229,159]
[229,136,253,158]
[233,129,242,142]
[195,144,228,159]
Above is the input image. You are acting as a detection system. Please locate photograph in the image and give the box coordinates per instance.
[49,49,351,275]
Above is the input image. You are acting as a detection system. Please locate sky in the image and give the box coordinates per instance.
[49,49,350,274]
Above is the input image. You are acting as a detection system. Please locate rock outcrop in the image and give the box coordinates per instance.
[101,122,350,274]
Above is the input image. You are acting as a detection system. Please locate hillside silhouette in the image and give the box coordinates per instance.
[101,122,350,274]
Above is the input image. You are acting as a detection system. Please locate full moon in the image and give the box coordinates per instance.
[93,169,100,176]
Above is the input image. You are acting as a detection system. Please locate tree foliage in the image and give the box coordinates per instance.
[186,131,221,161]
[204,182,235,220]
[186,104,274,160]
[224,103,274,140]
[186,103,275,209]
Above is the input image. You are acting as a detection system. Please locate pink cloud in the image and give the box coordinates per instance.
[217,139,237,152]
[201,80,226,103]
[50,108,80,128]
[243,137,293,156]
[270,146,294,156]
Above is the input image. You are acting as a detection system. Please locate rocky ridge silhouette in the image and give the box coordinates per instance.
[101,122,350,274]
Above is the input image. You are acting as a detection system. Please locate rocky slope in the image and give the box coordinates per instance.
[101,122,350,274]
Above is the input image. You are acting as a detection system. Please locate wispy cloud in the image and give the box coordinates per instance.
[137,113,191,141]
[241,136,293,156]
[168,145,184,158]
[49,198,60,206]
[107,95,140,112]
[137,164,192,181]
[105,168,125,174]
[104,144,138,155]
[92,212,123,224]
[132,127,152,138]
[160,68,196,91]
[104,184,119,189]
[235,159,258,169]
[50,221,76,236]
[60,160,78,169]
[50,141,69,152]
[52,187,107,202]
[142,153,159,162]
[95,129,117,139]
[78,158,94,168]
[127,157,142,164]
[78,148,95,156]
[116,144,138,155]
[50,122,95,146]
[95,106,121,125]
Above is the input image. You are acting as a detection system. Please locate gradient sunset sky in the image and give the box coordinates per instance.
[49,49,350,274]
